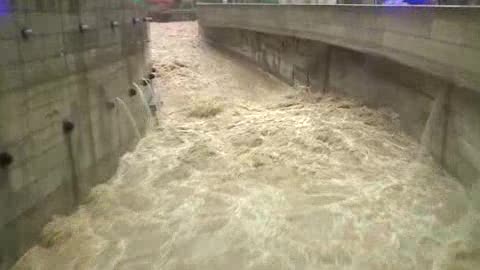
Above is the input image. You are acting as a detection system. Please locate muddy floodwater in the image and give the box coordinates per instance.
[14,22,480,270]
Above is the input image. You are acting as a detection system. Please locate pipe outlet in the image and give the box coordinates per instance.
[79,24,89,33]
[0,152,13,168]
[111,21,119,28]
[129,88,137,97]
[21,28,33,39]
[63,120,75,134]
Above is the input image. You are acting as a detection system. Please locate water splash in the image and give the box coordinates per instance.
[132,83,153,128]
[115,97,141,140]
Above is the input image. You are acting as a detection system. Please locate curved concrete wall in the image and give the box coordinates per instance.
[198,4,480,196]
[198,4,480,93]
[0,1,151,268]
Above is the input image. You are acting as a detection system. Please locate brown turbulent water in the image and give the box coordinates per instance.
[13,22,480,270]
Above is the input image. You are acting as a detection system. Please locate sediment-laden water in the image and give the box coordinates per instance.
[13,22,480,270]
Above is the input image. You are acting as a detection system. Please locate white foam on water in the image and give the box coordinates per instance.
[132,82,153,128]
[13,22,480,270]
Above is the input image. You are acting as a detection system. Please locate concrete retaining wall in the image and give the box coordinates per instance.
[198,4,480,93]
[0,1,151,268]
[198,5,480,197]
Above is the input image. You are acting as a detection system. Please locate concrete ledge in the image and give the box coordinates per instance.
[198,4,480,93]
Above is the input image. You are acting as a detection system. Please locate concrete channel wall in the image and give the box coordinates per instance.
[198,4,480,194]
[0,1,151,268]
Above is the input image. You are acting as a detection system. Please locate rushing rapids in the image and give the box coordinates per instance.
[13,22,480,270]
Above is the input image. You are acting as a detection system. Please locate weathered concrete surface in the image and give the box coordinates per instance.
[198,5,480,193]
[198,4,480,93]
[0,1,151,269]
